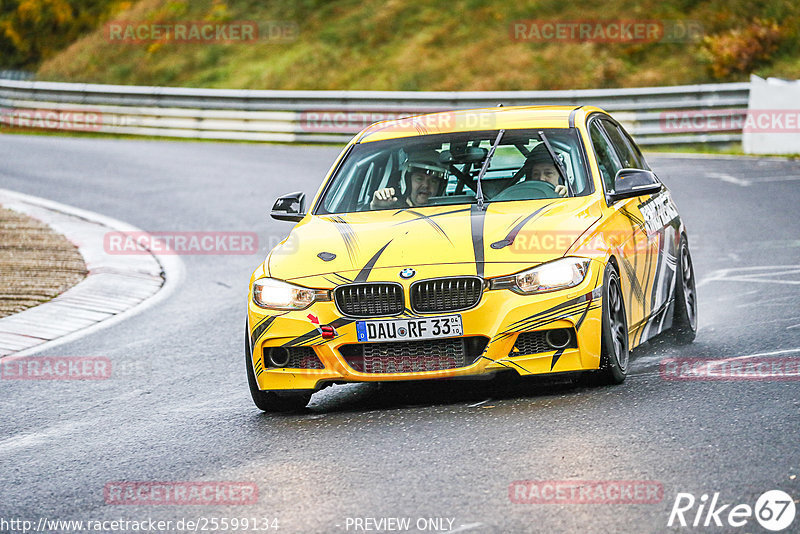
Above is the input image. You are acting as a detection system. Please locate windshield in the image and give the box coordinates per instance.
[315,128,591,215]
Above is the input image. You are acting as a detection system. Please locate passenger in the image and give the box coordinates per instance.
[371,150,448,209]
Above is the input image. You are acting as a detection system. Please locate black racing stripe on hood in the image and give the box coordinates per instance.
[470,205,486,278]
[394,209,453,244]
[354,240,393,283]
[328,215,359,266]
[393,206,472,219]
[490,202,555,249]
[332,272,353,284]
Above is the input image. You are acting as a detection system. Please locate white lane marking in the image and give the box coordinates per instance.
[684,349,800,376]
[742,268,800,278]
[716,289,759,302]
[467,399,490,408]
[752,175,800,183]
[0,421,94,455]
[704,172,800,186]
[632,348,800,373]
[709,278,800,286]
[710,316,800,329]
[705,172,751,186]
[698,265,800,287]
[788,323,800,330]
[717,348,800,361]
[735,294,798,308]
[736,301,796,308]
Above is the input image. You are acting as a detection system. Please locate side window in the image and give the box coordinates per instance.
[601,119,646,170]
[589,121,623,192]
[619,124,649,170]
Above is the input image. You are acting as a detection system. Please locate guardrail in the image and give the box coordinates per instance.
[0,79,751,145]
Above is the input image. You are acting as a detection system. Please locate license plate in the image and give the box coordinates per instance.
[356,315,463,342]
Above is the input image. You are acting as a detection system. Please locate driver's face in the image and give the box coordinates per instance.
[408,172,441,205]
[530,163,559,185]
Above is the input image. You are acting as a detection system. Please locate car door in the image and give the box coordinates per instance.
[588,117,650,338]
[600,118,681,343]
[603,119,681,342]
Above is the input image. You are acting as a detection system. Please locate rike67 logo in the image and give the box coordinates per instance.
[668,490,796,531]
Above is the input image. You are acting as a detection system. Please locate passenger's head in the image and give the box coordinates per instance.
[402,150,448,206]
[527,144,560,187]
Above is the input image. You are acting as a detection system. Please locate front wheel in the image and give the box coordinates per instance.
[596,263,630,384]
[245,323,312,412]
[669,238,697,345]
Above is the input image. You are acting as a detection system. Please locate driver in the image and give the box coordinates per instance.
[371,150,448,209]
[526,144,568,197]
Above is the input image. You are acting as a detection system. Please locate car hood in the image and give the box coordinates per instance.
[268,198,602,284]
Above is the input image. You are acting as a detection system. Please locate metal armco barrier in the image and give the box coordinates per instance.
[0,79,751,145]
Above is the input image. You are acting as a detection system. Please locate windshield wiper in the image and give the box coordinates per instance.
[538,130,574,197]
[475,129,505,211]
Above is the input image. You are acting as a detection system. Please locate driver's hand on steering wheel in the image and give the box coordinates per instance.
[555,185,568,197]
[371,187,398,209]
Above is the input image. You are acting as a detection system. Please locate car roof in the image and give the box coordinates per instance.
[355,105,606,143]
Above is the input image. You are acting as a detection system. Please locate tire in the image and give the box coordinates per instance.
[595,263,630,385]
[669,238,698,345]
[245,323,312,412]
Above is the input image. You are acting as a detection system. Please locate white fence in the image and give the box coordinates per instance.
[0,79,751,145]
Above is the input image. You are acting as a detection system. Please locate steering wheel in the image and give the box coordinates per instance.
[491,180,558,201]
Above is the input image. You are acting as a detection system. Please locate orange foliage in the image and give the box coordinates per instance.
[702,19,783,79]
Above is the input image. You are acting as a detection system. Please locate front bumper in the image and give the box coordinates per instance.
[247,259,605,391]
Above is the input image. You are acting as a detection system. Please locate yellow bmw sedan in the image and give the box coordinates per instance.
[246,106,697,411]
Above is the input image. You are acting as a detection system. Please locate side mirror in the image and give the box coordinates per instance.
[270,191,306,222]
[608,169,662,203]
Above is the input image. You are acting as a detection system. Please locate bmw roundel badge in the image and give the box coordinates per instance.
[399,268,416,279]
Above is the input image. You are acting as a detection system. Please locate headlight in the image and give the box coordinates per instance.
[252,278,330,310]
[490,257,591,294]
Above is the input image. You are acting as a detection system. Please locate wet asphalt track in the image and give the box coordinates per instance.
[0,134,799,533]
